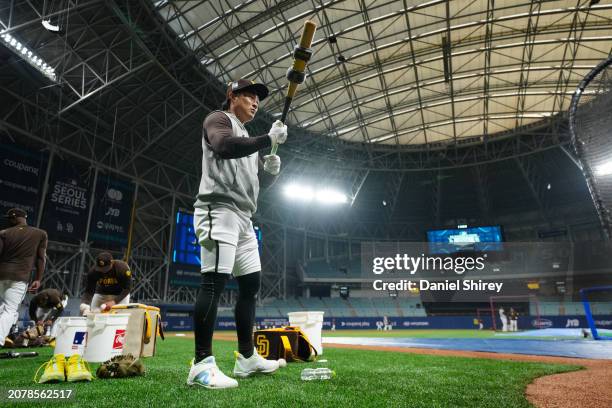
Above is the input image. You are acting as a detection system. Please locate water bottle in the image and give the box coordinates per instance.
[300,368,334,381]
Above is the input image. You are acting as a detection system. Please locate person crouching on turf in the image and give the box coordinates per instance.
[7,288,66,347]
[29,288,67,333]
[187,79,286,389]
[79,252,132,315]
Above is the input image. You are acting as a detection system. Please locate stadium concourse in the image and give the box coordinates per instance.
[2,1,612,407]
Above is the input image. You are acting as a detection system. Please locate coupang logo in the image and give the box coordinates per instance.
[3,159,39,175]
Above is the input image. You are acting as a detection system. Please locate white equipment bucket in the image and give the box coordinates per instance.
[287,311,325,356]
[83,313,130,362]
[53,317,88,356]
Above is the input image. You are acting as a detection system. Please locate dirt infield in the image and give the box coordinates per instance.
[197,333,612,407]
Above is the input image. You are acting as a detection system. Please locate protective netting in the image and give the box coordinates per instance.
[570,57,612,237]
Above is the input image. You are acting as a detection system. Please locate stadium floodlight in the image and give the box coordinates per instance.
[41,20,61,32]
[316,189,348,204]
[284,184,314,201]
[283,183,348,205]
[1,31,56,81]
[595,161,612,176]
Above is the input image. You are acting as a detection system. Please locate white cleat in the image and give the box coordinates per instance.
[187,356,238,389]
[233,349,280,378]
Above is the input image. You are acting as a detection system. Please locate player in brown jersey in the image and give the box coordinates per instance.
[79,252,132,314]
[0,208,47,347]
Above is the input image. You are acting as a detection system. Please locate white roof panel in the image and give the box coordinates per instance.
[153,0,612,146]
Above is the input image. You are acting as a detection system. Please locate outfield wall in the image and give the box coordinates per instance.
[161,314,612,331]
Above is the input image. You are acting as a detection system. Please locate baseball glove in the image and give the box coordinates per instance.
[96,354,145,379]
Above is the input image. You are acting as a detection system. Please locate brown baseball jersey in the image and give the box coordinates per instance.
[29,288,64,321]
[0,225,47,282]
[81,260,132,304]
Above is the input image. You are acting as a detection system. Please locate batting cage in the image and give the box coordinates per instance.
[489,295,542,332]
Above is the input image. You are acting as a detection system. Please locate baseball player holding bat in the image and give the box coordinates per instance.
[187,20,317,390]
[187,79,286,389]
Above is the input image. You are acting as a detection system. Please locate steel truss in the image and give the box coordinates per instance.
[269,116,572,171]
[0,0,606,305]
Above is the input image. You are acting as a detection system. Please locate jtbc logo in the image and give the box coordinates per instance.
[105,207,120,217]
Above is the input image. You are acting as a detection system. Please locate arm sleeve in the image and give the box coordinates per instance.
[81,269,97,304]
[204,112,271,159]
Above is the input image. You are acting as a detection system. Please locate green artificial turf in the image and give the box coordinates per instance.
[0,336,579,408]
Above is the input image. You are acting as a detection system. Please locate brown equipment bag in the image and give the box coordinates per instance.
[110,304,164,357]
[253,326,317,362]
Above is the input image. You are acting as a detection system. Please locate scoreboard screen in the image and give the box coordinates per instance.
[172,211,200,266]
[427,226,503,254]
[172,210,263,266]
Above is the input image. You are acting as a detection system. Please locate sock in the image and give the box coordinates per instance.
[235,272,260,358]
[194,272,228,363]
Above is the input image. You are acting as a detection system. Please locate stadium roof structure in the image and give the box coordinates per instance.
[0,0,607,302]
[157,0,612,150]
[0,0,606,238]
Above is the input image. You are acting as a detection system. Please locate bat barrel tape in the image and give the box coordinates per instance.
[286,46,312,84]
[293,46,313,64]
[271,20,317,155]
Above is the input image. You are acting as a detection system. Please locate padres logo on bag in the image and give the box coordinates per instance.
[255,335,270,357]
[253,326,317,362]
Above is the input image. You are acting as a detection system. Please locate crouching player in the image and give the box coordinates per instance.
[29,288,68,332]
[80,252,132,315]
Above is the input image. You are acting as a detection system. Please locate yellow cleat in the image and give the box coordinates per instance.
[66,354,93,382]
[35,354,66,383]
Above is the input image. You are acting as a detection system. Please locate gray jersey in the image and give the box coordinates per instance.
[195,111,259,216]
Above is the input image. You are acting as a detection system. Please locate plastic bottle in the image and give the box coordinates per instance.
[300,368,334,381]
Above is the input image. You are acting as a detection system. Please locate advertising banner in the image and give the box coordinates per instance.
[0,144,48,226]
[89,173,135,250]
[158,314,612,332]
[41,160,93,243]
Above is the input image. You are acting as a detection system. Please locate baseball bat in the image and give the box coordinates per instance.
[270,20,317,155]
